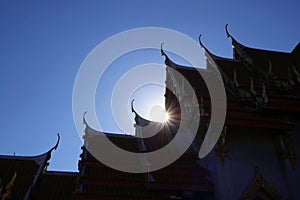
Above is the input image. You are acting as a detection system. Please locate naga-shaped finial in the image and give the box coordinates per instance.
[198,34,204,48]
[47,133,60,153]
[82,111,87,125]
[161,42,167,57]
[225,24,232,38]
[131,99,136,114]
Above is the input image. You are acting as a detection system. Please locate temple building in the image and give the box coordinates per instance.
[1,25,299,199]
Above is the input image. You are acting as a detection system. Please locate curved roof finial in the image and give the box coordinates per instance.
[161,42,167,57]
[45,133,60,162]
[131,99,137,114]
[131,99,151,127]
[198,34,204,48]
[50,133,60,152]
[83,111,88,125]
[225,24,232,38]
[197,34,222,61]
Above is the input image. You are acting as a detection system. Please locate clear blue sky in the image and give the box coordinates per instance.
[0,1,299,171]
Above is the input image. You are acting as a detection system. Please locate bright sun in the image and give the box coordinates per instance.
[150,105,169,123]
[164,111,170,122]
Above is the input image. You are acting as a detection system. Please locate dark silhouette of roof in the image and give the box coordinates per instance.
[0,134,60,200]
[32,171,77,200]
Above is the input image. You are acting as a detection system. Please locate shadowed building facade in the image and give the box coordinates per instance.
[1,26,299,200]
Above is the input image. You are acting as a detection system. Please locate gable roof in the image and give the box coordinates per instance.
[0,134,60,200]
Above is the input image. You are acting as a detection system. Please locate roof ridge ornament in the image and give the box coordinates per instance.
[160,42,167,58]
[160,42,174,67]
[82,111,88,125]
[131,99,137,114]
[198,34,205,48]
[198,34,222,60]
[49,133,60,152]
[45,133,60,162]
[225,24,232,38]
[131,99,151,127]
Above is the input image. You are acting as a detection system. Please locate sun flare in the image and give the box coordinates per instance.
[150,105,169,123]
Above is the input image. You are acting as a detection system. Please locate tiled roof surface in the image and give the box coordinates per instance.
[32,171,78,200]
[0,155,44,200]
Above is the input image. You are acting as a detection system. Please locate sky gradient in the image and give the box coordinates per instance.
[1,1,299,171]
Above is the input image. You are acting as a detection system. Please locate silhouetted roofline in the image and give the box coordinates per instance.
[131,99,152,127]
[0,133,60,200]
[82,111,136,137]
[198,34,227,61]
[226,24,295,54]
[44,171,78,176]
[161,43,201,70]
[0,133,60,162]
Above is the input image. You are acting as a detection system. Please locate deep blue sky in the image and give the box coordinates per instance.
[1,1,299,171]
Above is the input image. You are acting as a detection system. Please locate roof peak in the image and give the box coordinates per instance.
[199,34,231,61]
[0,133,60,160]
[131,99,152,127]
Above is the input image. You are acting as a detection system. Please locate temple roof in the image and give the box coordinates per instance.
[0,134,60,200]
[161,35,300,131]
[161,43,212,99]
[83,114,176,153]
[79,112,214,199]
[31,171,78,200]
[131,99,152,127]
[226,24,300,84]
[199,30,300,112]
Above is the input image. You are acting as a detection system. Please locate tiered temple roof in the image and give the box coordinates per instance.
[72,112,214,199]
[1,25,299,200]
